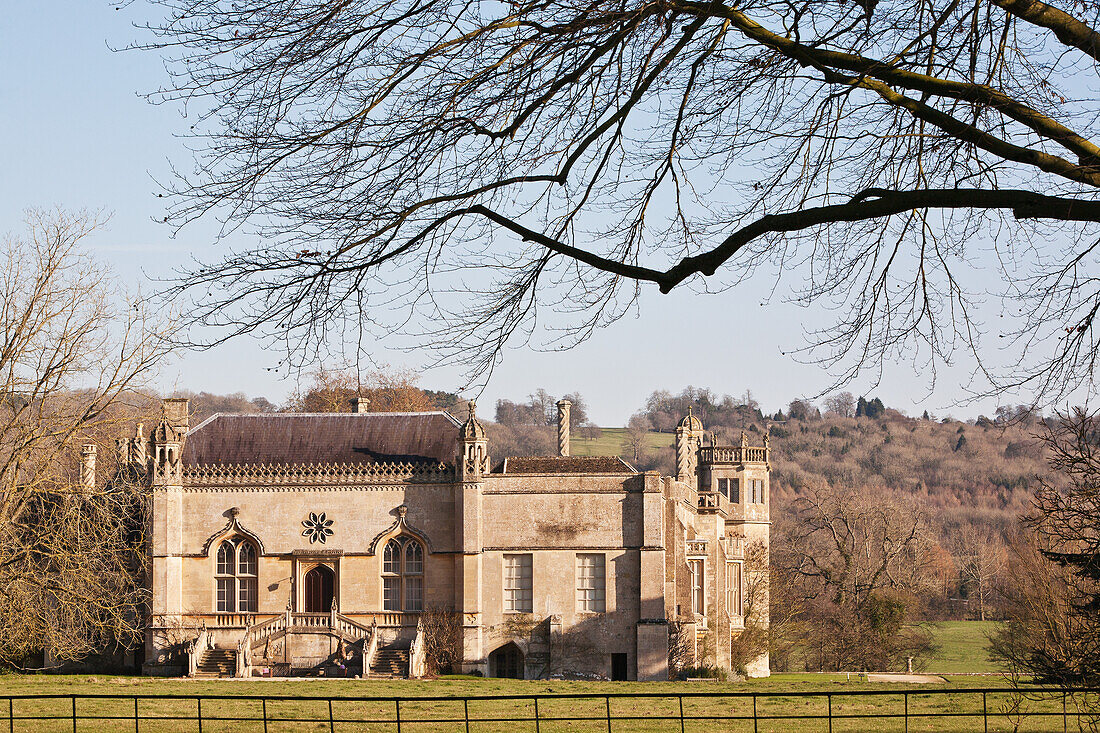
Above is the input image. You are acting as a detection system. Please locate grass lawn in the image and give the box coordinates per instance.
[571,429,672,459]
[0,673,1083,732]
[924,621,1003,674]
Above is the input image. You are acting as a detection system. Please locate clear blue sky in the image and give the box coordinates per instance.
[1,2,1022,425]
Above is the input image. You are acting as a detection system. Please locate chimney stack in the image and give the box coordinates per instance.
[351,397,370,414]
[81,444,96,491]
[556,399,571,457]
[163,398,190,432]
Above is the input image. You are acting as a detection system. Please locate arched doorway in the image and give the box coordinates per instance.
[489,643,524,679]
[304,565,335,612]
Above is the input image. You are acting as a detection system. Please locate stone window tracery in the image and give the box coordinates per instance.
[215,536,258,613]
[382,536,424,612]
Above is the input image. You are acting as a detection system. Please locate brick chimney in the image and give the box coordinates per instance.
[351,397,370,414]
[557,399,571,457]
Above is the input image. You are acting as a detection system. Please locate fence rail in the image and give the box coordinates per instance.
[1,687,1098,732]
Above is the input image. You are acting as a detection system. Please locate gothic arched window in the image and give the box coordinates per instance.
[382,536,424,612]
[215,537,258,612]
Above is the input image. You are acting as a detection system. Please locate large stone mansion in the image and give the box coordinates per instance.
[115,397,770,680]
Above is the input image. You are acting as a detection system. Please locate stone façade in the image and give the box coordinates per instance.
[128,398,770,680]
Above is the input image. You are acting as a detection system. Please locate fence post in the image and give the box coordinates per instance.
[71,695,77,733]
[678,695,685,733]
[827,693,832,733]
[133,696,139,733]
[464,698,470,733]
[983,691,988,733]
[8,697,12,733]
[396,698,402,733]
[904,692,908,733]
[1063,691,1068,733]
[197,697,202,733]
[329,699,334,733]
[263,698,269,733]
[753,695,758,733]
[534,697,540,733]
[605,696,612,733]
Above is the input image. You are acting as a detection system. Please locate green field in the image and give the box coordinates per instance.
[0,673,1087,732]
[570,428,672,459]
[924,621,1002,674]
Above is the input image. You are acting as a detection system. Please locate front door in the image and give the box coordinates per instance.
[304,565,334,612]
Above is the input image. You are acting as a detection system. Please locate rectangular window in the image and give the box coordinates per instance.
[726,562,743,616]
[216,578,234,612]
[749,478,765,503]
[504,554,533,613]
[689,559,704,615]
[238,577,258,613]
[404,576,423,612]
[717,478,741,502]
[576,554,606,613]
[383,576,401,611]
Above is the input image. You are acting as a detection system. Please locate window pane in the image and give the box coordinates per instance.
[239,577,258,612]
[404,540,424,574]
[730,478,740,503]
[238,542,257,576]
[405,576,423,612]
[216,577,234,612]
[383,539,401,574]
[504,554,533,613]
[689,560,704,615]
[383,576,401,611]
[576,554,605,612]
[216,541,234,576]
[727,562,742,616]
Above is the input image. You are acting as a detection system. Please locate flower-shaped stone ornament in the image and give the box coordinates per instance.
[302,512,334,544]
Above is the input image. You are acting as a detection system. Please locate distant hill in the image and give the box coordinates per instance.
[573,414,1046,533]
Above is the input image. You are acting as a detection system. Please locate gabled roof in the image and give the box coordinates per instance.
[184,412,461,466]
[495,455,637,474]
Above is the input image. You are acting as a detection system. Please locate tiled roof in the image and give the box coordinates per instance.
[496,455,637,474]
[184,412,461,466]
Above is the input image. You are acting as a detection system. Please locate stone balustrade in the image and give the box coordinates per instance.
[184,461,454,486]
[698,445,768,465]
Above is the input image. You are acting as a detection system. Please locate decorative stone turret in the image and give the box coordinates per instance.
[458,401,489,480]
[80,444,96,491]
[556,400,571,457]
[675,407,703,483]
[152,399,189,485]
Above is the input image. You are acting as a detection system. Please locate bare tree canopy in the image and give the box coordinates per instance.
[136,0,1100,395]
[0,210,169,666]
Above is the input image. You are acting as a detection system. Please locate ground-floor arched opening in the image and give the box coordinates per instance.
[304,564,335,612]
[489,642,524,679]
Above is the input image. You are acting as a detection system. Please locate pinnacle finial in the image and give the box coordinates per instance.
[469,400,477,418]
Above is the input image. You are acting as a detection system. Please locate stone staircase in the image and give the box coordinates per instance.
[194,648,236,678]
[369,644,410,678]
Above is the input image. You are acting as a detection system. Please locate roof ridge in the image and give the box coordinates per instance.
[210,411,454,418]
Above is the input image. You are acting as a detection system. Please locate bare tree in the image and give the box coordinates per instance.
[824,392,857,419]
[418,605,463,675]
[992,408,1100,685]
[623,414,651,462]
[0,210,169,667]
[953,526,1007,621]
[777,485,936,671]
[286,365,441,412]
[132,0,1100,397]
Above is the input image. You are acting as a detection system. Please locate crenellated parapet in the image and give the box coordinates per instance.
[183,461,455,486]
